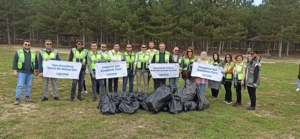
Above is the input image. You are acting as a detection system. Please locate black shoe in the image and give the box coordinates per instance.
[77,97,83,101]
[92,97,97,101]
[41,97,49,101]
[25,96,31,102]
[246,107,256,110]
[70,98,74,102]
[54,97,59,101]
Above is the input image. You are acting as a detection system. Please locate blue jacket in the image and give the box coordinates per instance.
[38,49,61,73]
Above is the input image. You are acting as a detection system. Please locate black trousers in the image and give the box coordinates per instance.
[224,81,232,102]
[154,79,166,90]
[235,82,242,103]
[247,86,256,107]
[83,80,87,91]
[211,89,219,98]
[96,79,107,94]
[148,71,155,89]
[108,78,118,92]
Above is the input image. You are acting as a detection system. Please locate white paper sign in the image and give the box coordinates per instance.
[149,63,180,79]
[191,62,224,81]
[95,61,128,79]
[43,60,82,79]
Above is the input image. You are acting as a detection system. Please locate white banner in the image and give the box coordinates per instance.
[191,62,224,82]
[149,63,180,79]
[43,60,82,79]
[95,61,127,79]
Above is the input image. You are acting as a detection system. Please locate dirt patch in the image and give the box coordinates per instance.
[0,103,39,120]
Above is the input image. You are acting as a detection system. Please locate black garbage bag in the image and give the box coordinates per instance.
[107,92,121,113]
[183,101,198,112]
[137,93,149,110]
[162,106,169,112]
[118,92,140,114]
[176,79,198,103]
[168,95,183,114]
[97,93,116,115]
[195,88,210,111]
[146,85,173,113]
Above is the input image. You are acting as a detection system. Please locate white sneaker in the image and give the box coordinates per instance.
[84,91,88,94]
[296,88,299,91]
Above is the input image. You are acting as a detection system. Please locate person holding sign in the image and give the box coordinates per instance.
[99,42,110,91]
[12,40,38,105]
[147,41,157,87]
[38,39,61,101]
[181,47,195,81]
[232,55,246,107]
[223,54,235,104]
[87,41,106,101]
[169,47,182,88]
[208,53,223,101]
[245,53,260,110]
[68,40,88,102]
[151,42,173,90]
[134,44,151,94]
[122,44,135,93]
[194,51,210,95]
[108,43,123,92]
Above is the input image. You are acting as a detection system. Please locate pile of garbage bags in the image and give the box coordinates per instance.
[97,80,210,115]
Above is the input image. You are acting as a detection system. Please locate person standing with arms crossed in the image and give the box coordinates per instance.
[87,41,106,101]
[12,40,38,105]
[232,55,246,107]
[151,43,173,90]
[122,44,135,92]
[169,47,182,88]
[108,43,123,92]
[68,40,88,102]
[39,39,61,101]
[147,41,157,87]
[134,44,151,94]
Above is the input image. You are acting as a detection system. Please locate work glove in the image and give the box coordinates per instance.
[253,83,257,88]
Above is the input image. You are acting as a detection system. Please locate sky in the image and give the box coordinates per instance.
[253,0,262,5]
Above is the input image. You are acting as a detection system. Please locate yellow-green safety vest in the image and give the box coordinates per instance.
[124,52,135,70]
[182,58,195,71]
[89,51,102,70]
[72,48,87,63]
[40,49,57,67]
[196,58,210,64]
[155,51,170,63]
[235,62,245,81]
[137,51,150,70]
[147,49,157,60]
[111,49,122,60]
[224,62,235,80]
[17,49,36,70]
[99,50,110,62]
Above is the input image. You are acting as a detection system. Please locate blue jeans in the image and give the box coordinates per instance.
[71,69,86,98]
[169,78,179,88]
[15,72,34,98]
[297,80,300,88]
[122,70,134,92]
[198,84,206,95]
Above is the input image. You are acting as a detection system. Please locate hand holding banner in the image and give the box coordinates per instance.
[149,63,180,79]
[191,62,224,82]
[95,61,127,79]
[43,60,82,79]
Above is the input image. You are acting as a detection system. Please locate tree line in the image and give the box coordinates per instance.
[0,0,300,57]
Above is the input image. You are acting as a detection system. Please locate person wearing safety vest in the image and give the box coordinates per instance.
[194,51,210,95]
[147,41,157,87]
[12,40,38,105]
[122,44,135,92]
[87,41,106,101]
[169,47,182,88]
[232,55,246,107]
[181,47,195,81]
[208,53,223,101]
[99,42,110,92]
[151,42,173,90]
[245,52,260,110]
[68,40,88,102]
[38,39,61,102]
[108,43,123,92]
[223,54,235,104]
[134,43,152,93]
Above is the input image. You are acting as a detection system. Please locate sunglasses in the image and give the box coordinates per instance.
[24,44,31,46]
[141,47,147,48]
[187,51,192,52]
[46,43,52,45]
[77,43,83,45]
[174,50,179,51]
[127,47,132,48]
[101,46,106,48]
[226,57,230,58]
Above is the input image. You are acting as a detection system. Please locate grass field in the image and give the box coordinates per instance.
[0,46,300,139]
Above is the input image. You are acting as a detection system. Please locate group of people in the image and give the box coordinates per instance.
[12,39,261,110]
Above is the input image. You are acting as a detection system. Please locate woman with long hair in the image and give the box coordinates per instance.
[232,55,246,107]
[208,52,223,100]
[245,52,260,110]
[223,54,235,104]
[181,47,195,81]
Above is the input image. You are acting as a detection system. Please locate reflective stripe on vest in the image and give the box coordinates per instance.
[111,50,122,60]
[40,50,57,67]
[147,49,157,60]
[17,49,36,70]
[182,58,195,71]
[224,62,234,80]
[155,51,170,63]
[89,51,102,69]
[72,48,87,62]
[235,62,244,80]
[99,51,110,62]
[137,51,150,70]
[124,52,135,70]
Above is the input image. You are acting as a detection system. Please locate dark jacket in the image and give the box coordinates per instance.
[68,48,88,69]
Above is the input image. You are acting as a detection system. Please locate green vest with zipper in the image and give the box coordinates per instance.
[17,49,36,70]
[40,49,57,67]
[100,50,110,62]
[137,51,150,70]
[155,51,170,63]
[72,48,87,63]
[235,62,245,81]
[110,49,122,60]
[124,52,135,70]
[182,58,195,71]
[224,62,235,80]
[89,51,102,70]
